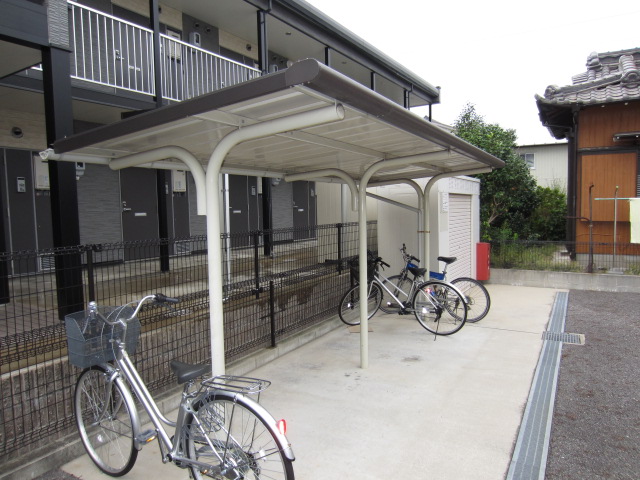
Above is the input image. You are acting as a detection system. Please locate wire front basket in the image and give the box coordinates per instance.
[348,257,377,282]
[65,306,140,368]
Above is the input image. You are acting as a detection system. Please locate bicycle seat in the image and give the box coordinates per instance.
[437,256,457,265]
[170,360,211,384]
[408,265,427,277]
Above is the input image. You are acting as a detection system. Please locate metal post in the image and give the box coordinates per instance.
[86,246,95,302]
[254,231,260,299]
[613,185,618,268]
[269,280,276,347]
[336,223,343,274]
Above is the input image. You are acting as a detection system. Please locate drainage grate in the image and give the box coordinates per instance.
[542,331,585,345]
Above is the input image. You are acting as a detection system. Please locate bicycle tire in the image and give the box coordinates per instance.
[185,390,295,480]
[379,274,410,314]
[450,277,491,323]
[338,283,383,326]
[74,366,138,476]
[411,280,467,335]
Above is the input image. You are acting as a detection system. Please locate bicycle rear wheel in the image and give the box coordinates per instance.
[338,283,383,326]
[74,366,138,476]
[379,275,410,314]
[451,277,491,323]
[412,280,467,335]
[186,391,295,480]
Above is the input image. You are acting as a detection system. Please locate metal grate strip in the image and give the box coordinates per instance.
[542,331,585,345]
[507,291,568,480]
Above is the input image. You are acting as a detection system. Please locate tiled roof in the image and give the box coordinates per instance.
[536,48,640,106]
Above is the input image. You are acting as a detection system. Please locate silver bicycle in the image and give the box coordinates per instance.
[380,244,491,322]
[338,253,468,335]
[65,293,295,479]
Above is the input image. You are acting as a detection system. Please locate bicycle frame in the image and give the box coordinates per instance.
[94,300,294,476]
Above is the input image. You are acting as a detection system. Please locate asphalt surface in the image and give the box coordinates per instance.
[545,290,640,479]
[33,288,639,480]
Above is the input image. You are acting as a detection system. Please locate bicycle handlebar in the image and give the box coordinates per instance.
[91,293,180,326]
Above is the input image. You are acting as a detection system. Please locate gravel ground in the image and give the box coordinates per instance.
[545,290,640,479]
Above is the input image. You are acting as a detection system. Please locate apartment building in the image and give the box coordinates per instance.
[0,0,441,252]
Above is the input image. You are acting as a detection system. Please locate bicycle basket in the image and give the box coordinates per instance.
[349,257,376,281]
[65,306,140,368]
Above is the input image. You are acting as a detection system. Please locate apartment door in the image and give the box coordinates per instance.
[292,181,316,240]
[120,169,159,260]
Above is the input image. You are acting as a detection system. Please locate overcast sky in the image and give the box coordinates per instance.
[305,0,640,145]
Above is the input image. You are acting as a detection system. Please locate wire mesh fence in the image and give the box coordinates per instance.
[490,240,640,274]
[0,221,376,459]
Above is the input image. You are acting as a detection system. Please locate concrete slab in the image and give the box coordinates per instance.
[60,284,558,480]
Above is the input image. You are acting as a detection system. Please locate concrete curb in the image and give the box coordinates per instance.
[488,268,640,292]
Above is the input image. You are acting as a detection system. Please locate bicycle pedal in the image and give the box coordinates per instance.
[137,429,157,444]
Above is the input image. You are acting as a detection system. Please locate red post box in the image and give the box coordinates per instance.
[476,242,490,281]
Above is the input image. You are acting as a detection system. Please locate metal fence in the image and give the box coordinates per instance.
[490,240,640,275]
[0,221,376,459]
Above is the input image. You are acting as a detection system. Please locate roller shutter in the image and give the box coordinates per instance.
[448,194,472,279]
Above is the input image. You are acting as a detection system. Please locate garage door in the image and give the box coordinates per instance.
[448,194,472,279]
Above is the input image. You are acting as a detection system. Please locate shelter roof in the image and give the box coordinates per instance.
[53,59,503,184]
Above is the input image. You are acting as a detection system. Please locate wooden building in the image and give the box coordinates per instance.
[536,48,640,257]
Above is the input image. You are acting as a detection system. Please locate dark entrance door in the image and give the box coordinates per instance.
[120,168,159,260]
[292,181,316,240]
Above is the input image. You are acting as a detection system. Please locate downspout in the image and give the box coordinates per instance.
[422,167,492,274]
[205,104,345,375]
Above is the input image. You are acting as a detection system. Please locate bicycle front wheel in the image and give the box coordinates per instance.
[74,366,138,476]
[186,391,295,480]
[412,280,467,335]
[379,275,410,314]
[451,277,491,323]
[338,283,382,326]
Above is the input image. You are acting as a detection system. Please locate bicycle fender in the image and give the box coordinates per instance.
[415,280,468,306]
[201,390,296,462]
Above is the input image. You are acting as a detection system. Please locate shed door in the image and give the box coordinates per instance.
[448,194,472,279]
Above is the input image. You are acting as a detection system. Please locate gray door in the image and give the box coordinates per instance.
[120,169,159,260]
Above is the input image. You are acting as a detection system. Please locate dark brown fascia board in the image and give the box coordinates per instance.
[244,0,440,105]
[54,59,502,169]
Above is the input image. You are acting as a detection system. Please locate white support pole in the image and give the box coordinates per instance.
[205,104,345,375]
[356,155,463,368]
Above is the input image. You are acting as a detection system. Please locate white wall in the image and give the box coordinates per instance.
[516,143,568,190]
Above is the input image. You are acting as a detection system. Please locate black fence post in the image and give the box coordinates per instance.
[269,280,276,348]
[336,223,343,274]
[254,232,260,299]
[86,246,95,302]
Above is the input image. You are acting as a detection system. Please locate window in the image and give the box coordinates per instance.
[519,153,535,169]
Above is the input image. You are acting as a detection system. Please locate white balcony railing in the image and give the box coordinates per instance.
[67,1,261,102]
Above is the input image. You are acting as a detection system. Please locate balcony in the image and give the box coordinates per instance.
[65,0,261,102]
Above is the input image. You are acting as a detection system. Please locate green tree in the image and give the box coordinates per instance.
[453,104,539,241]
[529,186,567,240]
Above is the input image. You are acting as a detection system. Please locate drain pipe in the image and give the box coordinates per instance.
[206,104,345,375]
[422,167,492,275]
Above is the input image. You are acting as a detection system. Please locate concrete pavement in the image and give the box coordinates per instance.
[59,284,559,479]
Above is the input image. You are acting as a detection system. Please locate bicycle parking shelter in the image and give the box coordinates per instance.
[46,59,503,374]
